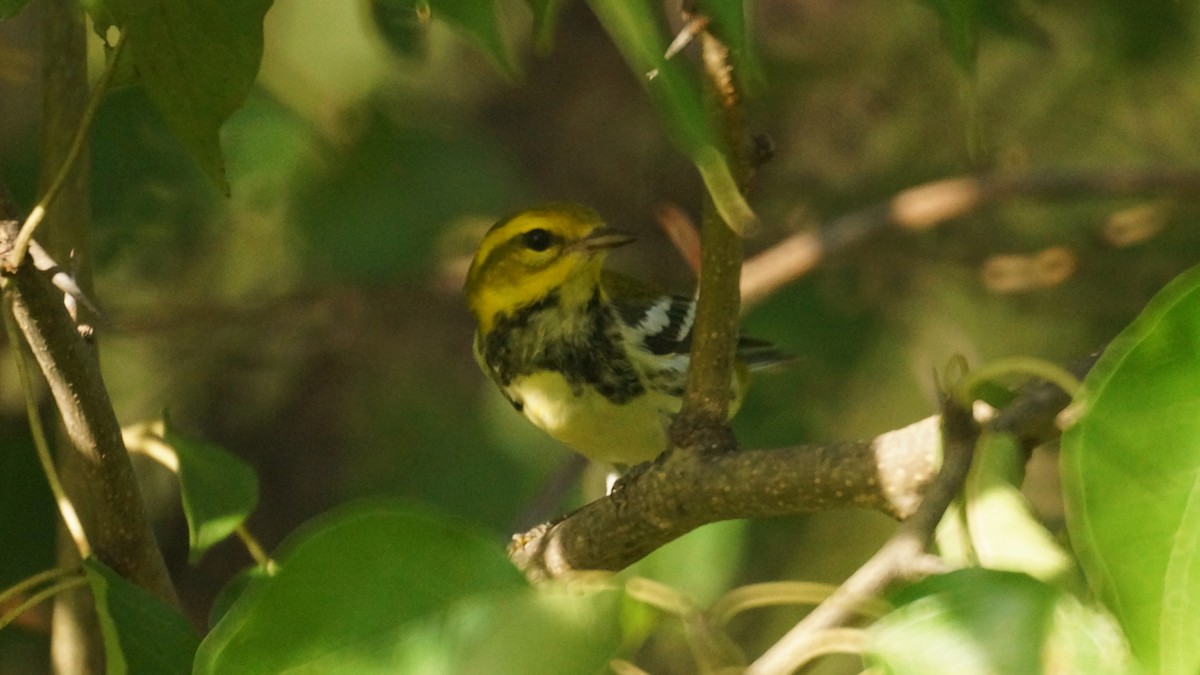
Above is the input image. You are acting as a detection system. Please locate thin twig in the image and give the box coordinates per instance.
[0,576,89,633]
[0,566,81,611]
[8,35,125,270]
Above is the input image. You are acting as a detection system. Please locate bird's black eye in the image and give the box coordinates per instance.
[521,228,554,252]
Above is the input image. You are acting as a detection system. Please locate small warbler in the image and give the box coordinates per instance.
[465,203,782,465]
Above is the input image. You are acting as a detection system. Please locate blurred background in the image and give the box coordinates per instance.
[2,0,1199,672]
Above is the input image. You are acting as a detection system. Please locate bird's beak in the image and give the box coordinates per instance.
[574,228,636,254]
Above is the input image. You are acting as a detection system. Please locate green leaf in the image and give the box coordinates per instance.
[83,559,200,675]
[105,0,274,194]
[586,0,756,233]
[207,565,270,630]
[964,432,1076,587]
[194,499,527,674]
[401,585,623,674]
[161,428,259,564]
[694,145,757,235]
[866,569,1133,675]
[0,0,31,20]
[1062,262,1200,675]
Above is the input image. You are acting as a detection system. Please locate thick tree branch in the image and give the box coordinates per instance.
[509,359,1081,581]
[0,220,177,608]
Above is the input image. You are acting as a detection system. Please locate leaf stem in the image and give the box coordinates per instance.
[0,576,88,633]
[956,356,1083,407]
[0,566,80,612]
[235,525,276,573]
[8,34,125,270]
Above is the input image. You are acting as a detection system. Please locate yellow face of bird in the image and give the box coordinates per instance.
[465,204,634,332]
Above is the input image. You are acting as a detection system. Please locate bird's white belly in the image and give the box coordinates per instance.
[507,371,680,465]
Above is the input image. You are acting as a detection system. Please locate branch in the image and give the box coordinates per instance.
[746,389,979,674]
[509,357,1083,580]
[741,168,1200,308]
[0,219,178,608]
[670,24,748,439]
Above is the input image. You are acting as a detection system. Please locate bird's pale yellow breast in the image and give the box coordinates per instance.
[506,370,681,465]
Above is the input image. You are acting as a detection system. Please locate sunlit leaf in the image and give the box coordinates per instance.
[194,500,527,674]
[401,585,623,674]
[105,0,274,194]
[161,428,259,564]
[84,558,199,675]
[1062,262,1200,675]
[694,145,757,234]
[964,432,1076,587]
[866,569,1133,675]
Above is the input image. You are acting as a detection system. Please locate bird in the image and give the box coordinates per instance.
[464,202,782,466]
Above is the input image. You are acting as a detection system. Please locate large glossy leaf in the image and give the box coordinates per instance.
[84,559,200,675]
[194,500,528,674]
[1062,263,1200,675]
[397,585,623,674]
[585,0,756,234]
[161,428,259,564]
[105,0,274,194]
[865,569,1132,675]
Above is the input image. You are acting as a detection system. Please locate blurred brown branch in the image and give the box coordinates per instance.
[741,168,1200,308]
